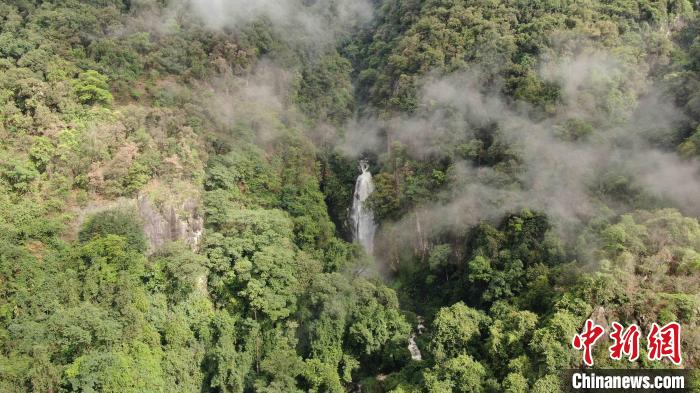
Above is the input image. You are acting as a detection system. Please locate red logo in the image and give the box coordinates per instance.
[572,319,605,367]
[572,321,682,367]
[609,322,641,362]
[647,322,682,365]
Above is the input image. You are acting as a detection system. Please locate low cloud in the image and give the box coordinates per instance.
[171,0,373,46]
[341,51,700,253]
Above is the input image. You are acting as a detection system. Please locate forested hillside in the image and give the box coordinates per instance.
[0,1,699,392]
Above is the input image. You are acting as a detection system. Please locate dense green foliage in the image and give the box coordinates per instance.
[0,0,699,392]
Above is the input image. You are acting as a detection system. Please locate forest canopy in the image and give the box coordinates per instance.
[0,0,699,392]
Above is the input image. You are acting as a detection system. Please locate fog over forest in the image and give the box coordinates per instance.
[0,1,699,392]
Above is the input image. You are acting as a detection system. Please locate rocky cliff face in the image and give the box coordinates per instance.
[137,196,204,253]
[75,195,204,254]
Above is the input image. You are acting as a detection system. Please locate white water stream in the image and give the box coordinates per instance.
[350,160,424,361]
[350,160,377,254]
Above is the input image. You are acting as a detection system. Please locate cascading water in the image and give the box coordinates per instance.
[408,317,425,361]
[350,161,425,362]
[350,160,377,254]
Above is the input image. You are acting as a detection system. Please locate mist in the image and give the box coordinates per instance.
[340,51,700,258]
[132,1,700,260]
[169,0,373,46]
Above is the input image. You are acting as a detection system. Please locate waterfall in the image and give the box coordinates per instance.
[408,335,422,361]
[408,316,425,361]
[350,160,377,254]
